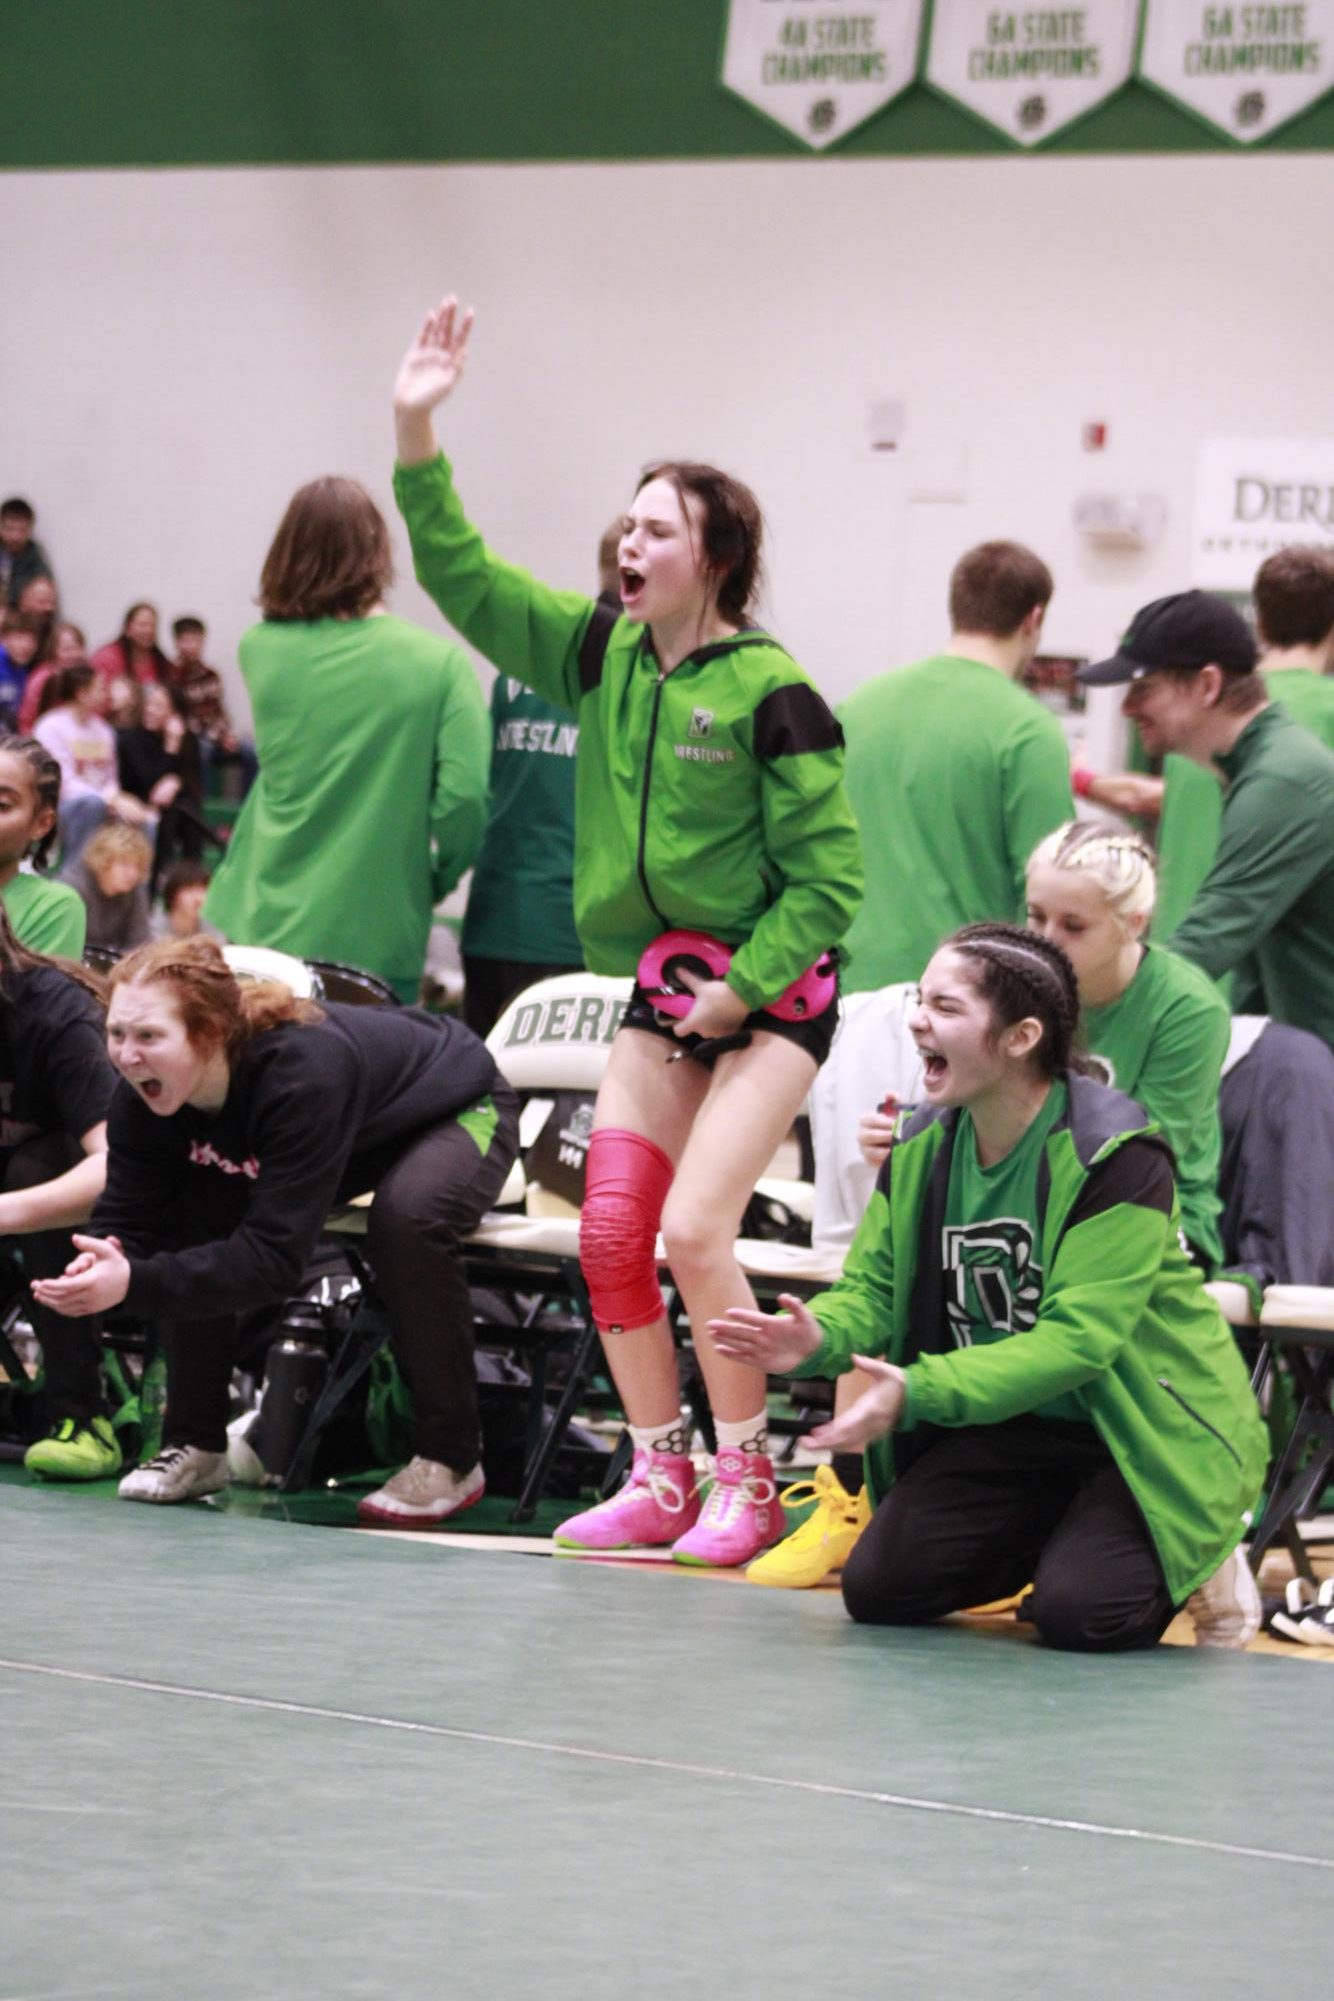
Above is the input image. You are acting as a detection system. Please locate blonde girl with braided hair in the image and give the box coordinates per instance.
[1025,820,1229,1270]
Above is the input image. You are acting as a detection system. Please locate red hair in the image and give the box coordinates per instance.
[108,938,322,1057]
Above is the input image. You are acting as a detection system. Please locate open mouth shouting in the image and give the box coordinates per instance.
[917,1045,950,1094]
[619,565,645,612]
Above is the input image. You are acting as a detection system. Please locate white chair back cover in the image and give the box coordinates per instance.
[486,972,632,1092]
[222,944,319,998]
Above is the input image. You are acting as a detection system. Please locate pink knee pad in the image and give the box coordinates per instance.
[580,1127,674,1334]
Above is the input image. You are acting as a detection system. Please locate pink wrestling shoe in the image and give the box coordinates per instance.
[553,1449,699,1552]
[671,1450,783,1568]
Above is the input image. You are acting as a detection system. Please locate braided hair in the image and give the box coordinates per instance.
[1028,819,1156,933]
[947,922,1081,1081]
[0,732,63,871]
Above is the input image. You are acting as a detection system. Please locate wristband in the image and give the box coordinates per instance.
[1071,765,1094,798]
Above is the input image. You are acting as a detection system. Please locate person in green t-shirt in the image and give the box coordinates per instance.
[838,540,1071,991]
[204,475,489,1003]
[712,922,1266,1651]
[0,734,87,958]
[1025,820,1227,1270]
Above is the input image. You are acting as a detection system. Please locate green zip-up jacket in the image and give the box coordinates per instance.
[794,1073,1266,1603]
[394,454,863,1009]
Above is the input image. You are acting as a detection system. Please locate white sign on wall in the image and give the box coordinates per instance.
[925,2,1141,144]
[1140,2,1334,142]
[721,0,925,150]
[1192,436,1334,588]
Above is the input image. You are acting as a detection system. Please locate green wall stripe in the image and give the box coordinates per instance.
[8,0,1333,168]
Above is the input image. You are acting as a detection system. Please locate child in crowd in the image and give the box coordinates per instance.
[34,938,519,1521]
[62,822,154,954]
[117,679,206,870]
[16,577,59,669]
[153,860,213,940]
[32,663,154,862]
[0,906,120,1481]
[18,621,85,734]
[712,924,1266,1650]
[0,735,87,958]
[0,613,40,728]
[393,295,863,1566]
[169,616,257,796]
[90,602,171,695]
[0,497,53,610]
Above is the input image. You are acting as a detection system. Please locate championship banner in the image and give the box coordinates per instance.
[721,0,925,149]
[1192,436,1334,590]
[925,3,1141,144]
[1139,1,1334,141]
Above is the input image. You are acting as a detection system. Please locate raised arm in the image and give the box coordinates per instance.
[392,295,597,712]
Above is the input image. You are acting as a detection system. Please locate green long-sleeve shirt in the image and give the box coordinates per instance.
[1,870,86,959]
[837,655,1073,991]
[394,453,862,1007]
[1166,704,1334,1048]
[205,615,489,997]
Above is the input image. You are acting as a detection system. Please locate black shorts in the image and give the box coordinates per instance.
[620,982,839,1070]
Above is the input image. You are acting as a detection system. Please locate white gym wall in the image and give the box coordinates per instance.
[8,152,1327,748]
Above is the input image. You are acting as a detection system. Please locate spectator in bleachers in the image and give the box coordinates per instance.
[0,497,53,610]
[204,475,489,1002]
[17,620,85,734]
[0,611,40,728]
[1025,821,1228,1269]
[1080,592,1334,1050]
[151,860,213,941]
[16,575,59,668]
[33,663,155,863]
[838,540,1071,992]
[90,601,171,696]
[62,821,154,954]
[168,615,258,798]
[117,680,206,868]
[712,923,1268,1651]
[0,735,87,958]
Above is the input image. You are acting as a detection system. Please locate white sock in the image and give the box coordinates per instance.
[715,1412,769,1458]
[629,1417,689,1459]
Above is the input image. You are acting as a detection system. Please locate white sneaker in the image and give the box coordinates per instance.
[118,1445,230,1505]
[356,1457,485,1527]
[1270,1577,1334,1647]
[1186,1543,1262,1649]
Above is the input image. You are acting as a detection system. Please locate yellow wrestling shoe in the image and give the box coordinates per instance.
[745,1465,871,1588]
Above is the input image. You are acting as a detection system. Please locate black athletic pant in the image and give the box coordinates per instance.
[841,1416,1177,1654]
[162,1088,520,1471]
[462,955,584,1041]
[4,1132,106,1423]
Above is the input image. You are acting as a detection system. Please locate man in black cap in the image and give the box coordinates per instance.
[1079,590,1334,1049]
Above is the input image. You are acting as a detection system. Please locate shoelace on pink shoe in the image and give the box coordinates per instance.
[696,1470,777,1528]
[600,1462,694,1518]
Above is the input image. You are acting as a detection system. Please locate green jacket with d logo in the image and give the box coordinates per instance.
[795,1072,1266,1604]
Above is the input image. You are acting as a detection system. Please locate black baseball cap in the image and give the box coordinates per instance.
[1078,591,1257,686]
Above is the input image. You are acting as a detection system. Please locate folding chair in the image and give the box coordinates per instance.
[1244,1286,1334,1586]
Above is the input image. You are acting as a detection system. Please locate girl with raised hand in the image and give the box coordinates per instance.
[0,904,119,1480]
[33,937,518,1522]
[393,296,862,1567]
[1024,821,1229,1271]
[711,923,1266,1650]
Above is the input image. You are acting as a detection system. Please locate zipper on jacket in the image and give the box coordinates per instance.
[1157,1377,1243,1468]
[636,670,671,930]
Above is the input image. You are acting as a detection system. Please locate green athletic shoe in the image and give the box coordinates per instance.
[24,1416,123,1482]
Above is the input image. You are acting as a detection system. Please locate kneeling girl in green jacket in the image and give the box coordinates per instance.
[712,923,1266,1651]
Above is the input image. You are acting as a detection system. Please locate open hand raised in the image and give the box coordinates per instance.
[394,296,475,414]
